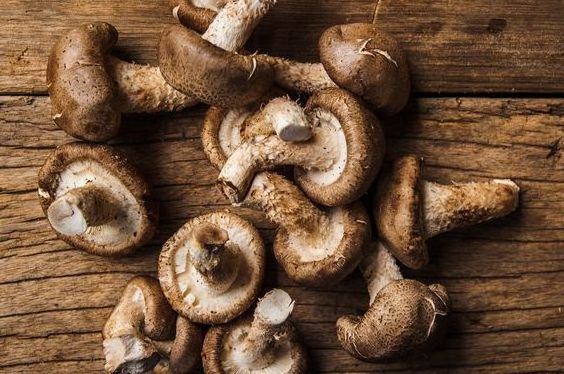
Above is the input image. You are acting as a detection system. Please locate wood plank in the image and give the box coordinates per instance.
[0,96,562,372]
[374,0,564,93]
[0,0,376,94]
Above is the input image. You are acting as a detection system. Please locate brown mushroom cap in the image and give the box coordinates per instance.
[336,279,449,361]
[170,0,218,33]
[202,290,307,373]
[295,88,384,206]
[38,142,158,256]
[102,276,204,374]
[374,155,427,269]
[47,22,121,142]
[159,25,273,107]
[319,23,410,117]
[159,211,265,324]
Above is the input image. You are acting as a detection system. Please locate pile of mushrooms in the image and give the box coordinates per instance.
[37,0,522,371]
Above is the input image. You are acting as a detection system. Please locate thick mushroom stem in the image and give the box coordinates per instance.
[231,289,295,369]
[186,223,241,293]
[218,127,339,202]
[258,55,337,93]
[47,186,120,236]
[244,97,312,142]
[422,179,520,238]
[360,242,403,305]
[107,57,198,113]
[202,0,276,51]
[242,172,329,236]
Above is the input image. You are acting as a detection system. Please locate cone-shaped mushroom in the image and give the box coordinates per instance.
[256,23,410,116]
[159,211,265,324]
[243,172,370,286]
[218,88,384,207]
[202,289,307,373]
[374,155,520,269]
[47,22,198,142]
[169,0,225,32]
[103,276,203,374]
[159,0,275,107]
[336,242,449,361]
[38,143,158,256]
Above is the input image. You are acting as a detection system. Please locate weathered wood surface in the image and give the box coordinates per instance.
[374,0,564,94]
[1,96,563,373]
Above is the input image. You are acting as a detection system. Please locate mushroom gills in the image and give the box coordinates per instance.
[103,334,160,374]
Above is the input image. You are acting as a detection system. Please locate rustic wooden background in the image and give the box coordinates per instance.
[1,0,563,372]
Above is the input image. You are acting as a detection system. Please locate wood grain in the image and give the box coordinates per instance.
[1,96,562,372]
[374,0,564,93]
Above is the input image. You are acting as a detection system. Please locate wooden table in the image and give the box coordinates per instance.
[1,1,563,372]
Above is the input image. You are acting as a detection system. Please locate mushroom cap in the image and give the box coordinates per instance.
[374,155,427,269]
[274,201,370,287]
[169,316,205,374]
[294,88,384,207]
[319,23,410,117]
[202,315,307,373]
[47,22,121,142]
[159,25,273,107]
[202,88,287,170]
[159,211,265,324]
[38,143,158,256]
[170,0,216,33]
[336,279,449,361]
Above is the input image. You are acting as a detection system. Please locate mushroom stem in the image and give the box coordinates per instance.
[258,55,337,93]
[360,242,403,305]
[47,185,120,236]
[186,223,240,293]
[422,179,520,238]
[231,289,295,369]
[242,173,329,235]
[243,97,312,142]
[202,0,276,51]
[107,57,198,113]
[218,125,339,202]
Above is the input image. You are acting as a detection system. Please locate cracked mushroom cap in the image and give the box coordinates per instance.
[337,279,449,361]
[102,276,203,374]
[202,289,307,373]
[319,23,410,117]
[38,143,158,256]
[295,88,384,207]
[158,25,273,107]
[159,211,265,324]
[47,22,121,142]
[374,155,426,269]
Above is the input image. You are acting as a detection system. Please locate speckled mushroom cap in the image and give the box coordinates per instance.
[158,25,273,107]
[294,88,384,206]
[336,279,449,361]
[170,0,218,33]
[374,155,427,269]
[319,23,410,117]
[202,290,307,373]
[38,142,158,256]
[47,22,121,141]
[159,211,265,324]
[102,276,204,374]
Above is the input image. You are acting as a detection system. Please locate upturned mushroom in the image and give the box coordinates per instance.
[256,23,410,116]
[202,289,307,373]
[217,88,384,206]
[47,22,199,142]
[375,155,520,269]
[159,211,265,324]
[243,172,370,286]
[38,143,158,256]
[159,0,275,107]
[169,0,225,32]
[337,242,449,361]
[103,276,203,374]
